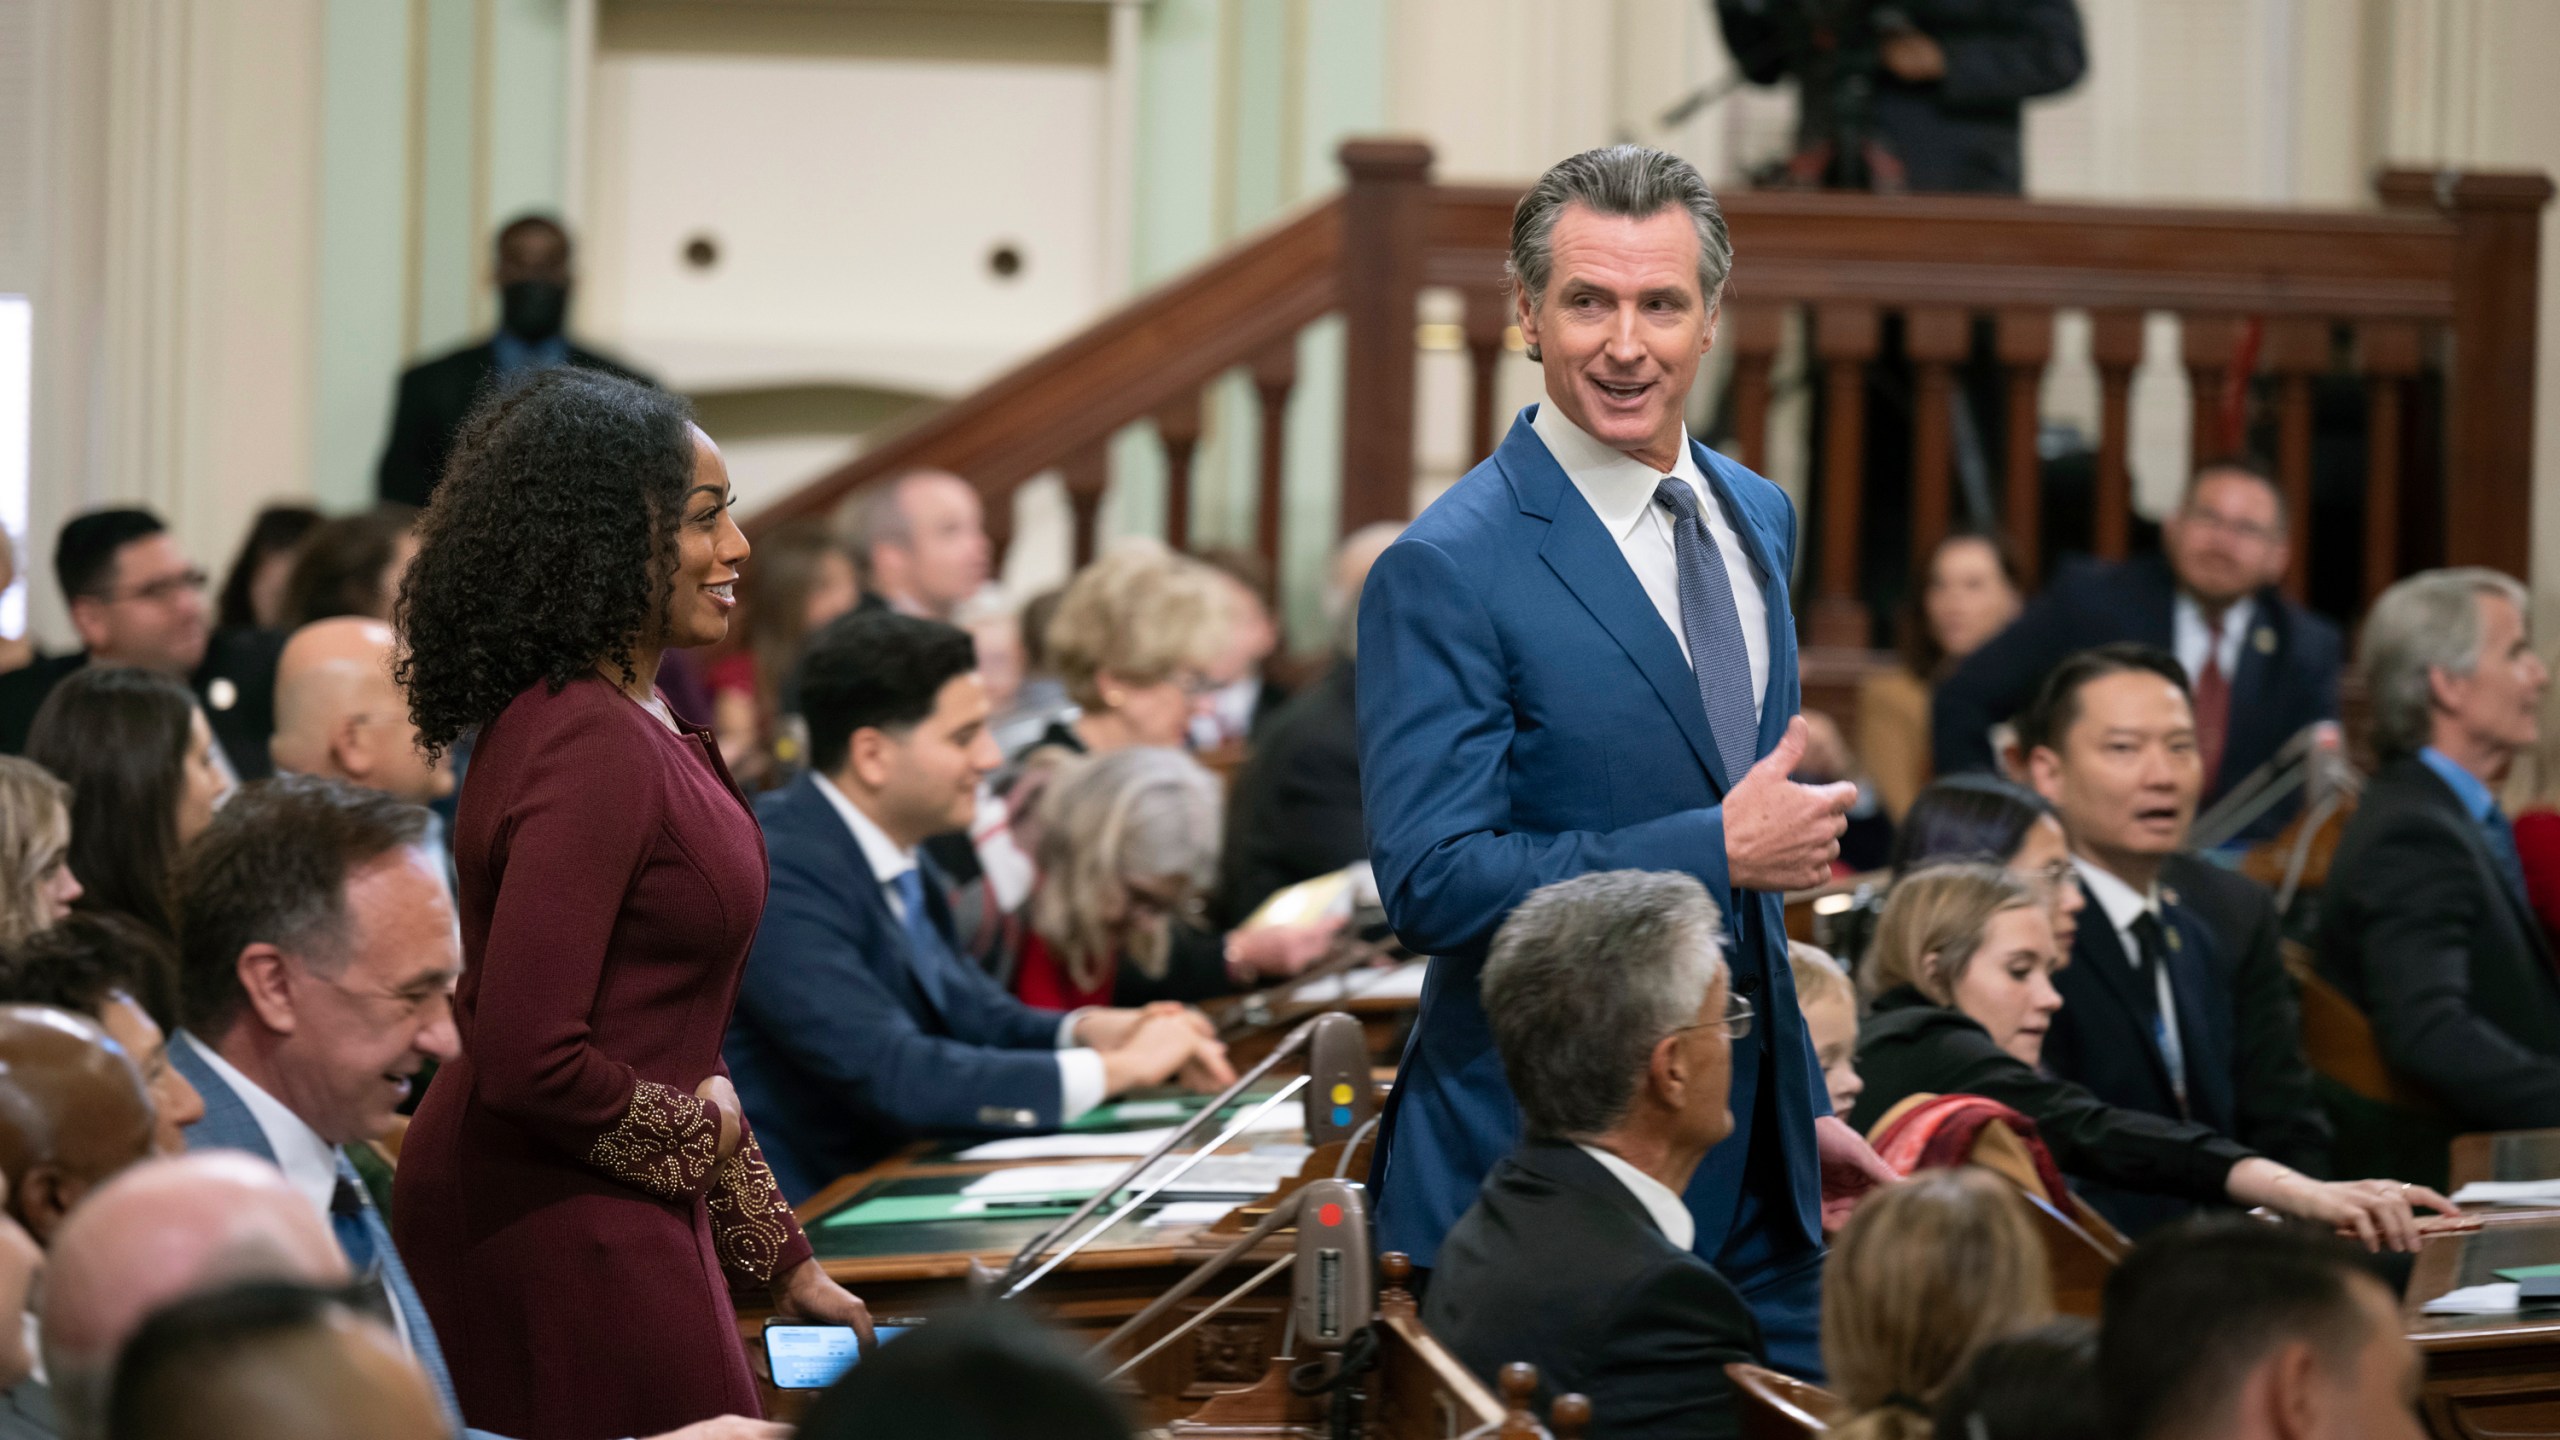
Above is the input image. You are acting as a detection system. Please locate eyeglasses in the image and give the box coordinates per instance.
[2178,505,2285,547]
[2026,858,2080,899]
[1669,994,1755,1042]
[95,568,208,606]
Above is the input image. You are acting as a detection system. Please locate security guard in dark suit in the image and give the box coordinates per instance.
[375,215,650,508]
[2020,644,2327,1236]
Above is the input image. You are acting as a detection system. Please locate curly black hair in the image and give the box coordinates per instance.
[395,367,696,758]
[1,909,183,1034]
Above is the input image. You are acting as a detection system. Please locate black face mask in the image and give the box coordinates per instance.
[499,280,569,343]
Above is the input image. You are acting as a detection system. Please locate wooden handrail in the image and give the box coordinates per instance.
[745,140,2548,622]
[746,193,1346,537]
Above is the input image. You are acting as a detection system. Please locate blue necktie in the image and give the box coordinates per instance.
[330,1170,377,1275]
[2484,809,2533,904]
[893,868,961,1016]
[1653,476,1761,784]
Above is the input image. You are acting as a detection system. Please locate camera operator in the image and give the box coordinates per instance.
[1715,0,2085,194]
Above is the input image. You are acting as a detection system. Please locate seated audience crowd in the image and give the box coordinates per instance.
[0,324,2514,1435]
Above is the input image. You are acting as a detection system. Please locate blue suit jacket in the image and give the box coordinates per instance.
[726,775,1070,1203]
[1356,407,1827,1272]
[1931,553,2344,831]
[170,1033,469,1433]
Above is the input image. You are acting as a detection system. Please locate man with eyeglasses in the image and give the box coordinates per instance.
[2018,644,2329,1238]
[1934,458,2342,837]
[0,508,282,778]
[1425,870,1768,1439]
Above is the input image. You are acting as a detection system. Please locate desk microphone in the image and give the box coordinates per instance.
[1291,1178,1375,1351]
[1302,1012,1375,1148]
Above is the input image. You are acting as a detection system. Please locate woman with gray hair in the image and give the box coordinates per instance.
[2316,566,2560,1172]
[1007,747,1333,1009]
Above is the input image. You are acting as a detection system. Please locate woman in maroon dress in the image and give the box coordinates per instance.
[391,369,870,1438]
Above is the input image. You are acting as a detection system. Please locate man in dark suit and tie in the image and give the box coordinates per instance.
[2318,569,2560,1178]
[1358,144,1887,1376]
[1426,870,1765,1438]
[726,610,1234,1204]
[1934,459,2342,832]
[2019,644,2328,1235]
[376,215,649,508]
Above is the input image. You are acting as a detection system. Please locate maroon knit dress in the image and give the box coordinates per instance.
[395,677,812,1438]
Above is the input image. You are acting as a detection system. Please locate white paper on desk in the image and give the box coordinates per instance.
[1148,1200,1240,1227]
[956,1105,1306,1161]
[1288,961,1429,1005]
[961,1163,1131,1200]
[2423,1282,2521,1315]
[2451,1180,2560,1207]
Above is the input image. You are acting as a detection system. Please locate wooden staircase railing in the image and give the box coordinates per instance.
[750,141,2549,647]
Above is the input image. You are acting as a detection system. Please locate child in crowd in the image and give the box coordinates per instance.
[1791,941,1866,1119]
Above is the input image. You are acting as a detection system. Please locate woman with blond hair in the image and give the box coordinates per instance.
[1029,541,1234,757]
[1823,1168,2050,1440]
[0,755,82,947]
[1851,863,2452,1248]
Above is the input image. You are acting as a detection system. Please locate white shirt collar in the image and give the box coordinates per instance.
[1531,399,1709,542]
[2072,856,2160,938]
[812,771,918,889]
[180,1030,341,1226]
[1575,1143,1696,1250]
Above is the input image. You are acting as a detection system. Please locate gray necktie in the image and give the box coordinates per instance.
[1653,476,1760,783]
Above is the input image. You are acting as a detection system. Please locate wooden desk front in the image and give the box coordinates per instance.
[2405,1211,2560,1439]
[2450,1130,2560,1191]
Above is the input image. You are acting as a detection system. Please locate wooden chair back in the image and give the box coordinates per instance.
[1728,1362,1844,1440]
[2281,941,2444,1111]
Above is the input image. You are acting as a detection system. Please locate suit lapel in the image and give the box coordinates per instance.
[2160,904,2233,1129]
[169,1032,280,1164]
[791,777,962,1028]
[1507,414,1732,793]
[2069,919,2179,1099]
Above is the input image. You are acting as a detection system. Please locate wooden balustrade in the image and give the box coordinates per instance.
[749,143,2546,650]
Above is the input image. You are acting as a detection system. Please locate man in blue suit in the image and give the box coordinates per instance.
[166,778,767,1440]
[728,610,1234,1204]
[1356,144,1892,1376]
[1933,459,2343,833]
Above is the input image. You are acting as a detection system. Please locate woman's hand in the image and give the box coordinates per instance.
[771,1258,875,1351]
[695,1075,743,1166]
[2226,1159,2458,1252]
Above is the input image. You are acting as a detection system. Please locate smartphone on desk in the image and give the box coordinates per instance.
[761,1317,921,1390]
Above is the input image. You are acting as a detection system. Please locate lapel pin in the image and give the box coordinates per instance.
[207,677,238,712]
[2253,626,2277,655]
[2165,927,2183,952]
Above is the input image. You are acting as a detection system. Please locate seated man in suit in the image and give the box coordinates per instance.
[1212,522,1401,927]
[2100,1218,2420,1440]
[2019,645,2329,1234]
[2317,569,2560,1169]
[1425,869,1765,1439]
[727,609,1236,1203]
[376,215,648,508]
[1935,458,2341,831]
[0,509,281,775]
[2,912,206,1156]
[844,471,991,625]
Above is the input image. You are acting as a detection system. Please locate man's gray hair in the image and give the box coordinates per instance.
[843,469,952,585]
[1508,145,1733,336]
[1482,869,1729,1140]
[2361,566,2530,759]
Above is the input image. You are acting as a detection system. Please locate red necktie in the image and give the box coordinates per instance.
[2195,615,2232,790]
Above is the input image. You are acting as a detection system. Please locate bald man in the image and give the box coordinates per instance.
[42,1158,782,1440]
[268,619,452,807]
[848,470,990,622]
[0,1007,154,1248]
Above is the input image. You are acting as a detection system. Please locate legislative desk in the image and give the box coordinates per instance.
[2406,1209,2560,1439]
[2450,1130,2560,1191]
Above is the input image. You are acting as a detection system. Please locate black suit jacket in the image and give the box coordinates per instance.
[376,339,650,507]
[2315,755,2560,1130]
[1424,1140,1763,1440]
[1850,987,2253,1206]
[1931,554,2343,830]
[2044,864,2327,1235]
[0,630,284,780]
[1213,661,1364,928]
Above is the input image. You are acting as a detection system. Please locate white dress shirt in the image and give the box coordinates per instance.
[2173,593,2254,687]
[2072,858,2189,1107]
[1576,1143,1697,1250]
[1532,399,1770,723]
[809,774,1106,1121]
[179,1032,415,1351]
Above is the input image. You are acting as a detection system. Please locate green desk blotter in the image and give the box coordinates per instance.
[819,1192,1089,1229]
[2493,1263,2560,1282]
